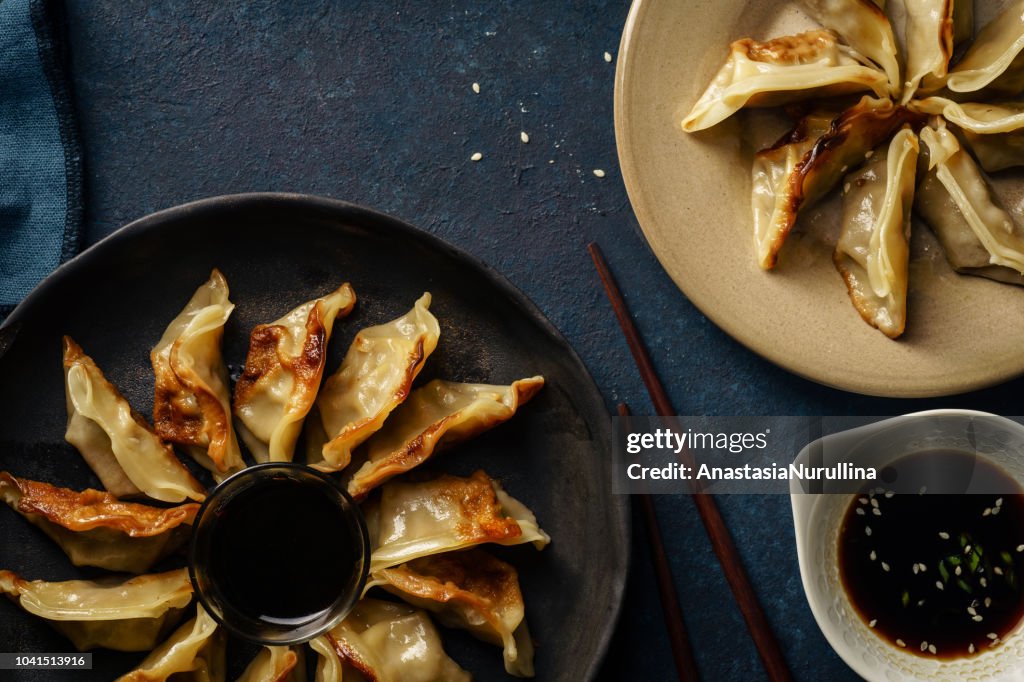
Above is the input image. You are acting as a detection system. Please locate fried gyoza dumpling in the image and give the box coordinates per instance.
[834,128,919,338]
[365,470,550,572]
[753,96,918,269]
[63,337,205,503]
[945,0,1024,96]
[234,283,356,463]
[797,0,901,96]
[116,605,225,682]
[310,599,470,682]
[0,568,192,651]
[237,646,305,682]
[311,293,440,472]
[151,269,243,482]
[681,29,889,132]
[903,0,974,99]
[368,550,535,677]
[916,121,1024,285]
[913,97,1024,171]
[0,472,198,573]
[344,376,545,500]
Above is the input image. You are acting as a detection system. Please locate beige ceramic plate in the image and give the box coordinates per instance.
[614,0,1024,398]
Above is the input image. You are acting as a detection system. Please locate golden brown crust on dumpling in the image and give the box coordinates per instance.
[0,472,198,537]
[381,550,522,616]
[441,471,525,543]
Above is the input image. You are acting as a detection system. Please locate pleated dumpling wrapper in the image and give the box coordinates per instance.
[797,0,900,97]
[344,375,545,500]
[681,29,889,132]
[902,0,973,100]
[916,120,1024,286]
[309,598,470,682]
[63,337,205,503]
[311,293,440,472]
[834,127,919,339]
[367,549,535,677]
[945,0,1024,97]
[234,282,357,463]
[365,470,550,572]
[237,646,305,682]
[151,269,242,482]
[115,604,224,682]
[0,568,193,652]
[0,472,198,573]
[913,98,1024,172]
[752,96,919,269]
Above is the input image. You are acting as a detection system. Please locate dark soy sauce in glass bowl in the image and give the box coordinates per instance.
[190,463,369,644]
[839,451,1024,659]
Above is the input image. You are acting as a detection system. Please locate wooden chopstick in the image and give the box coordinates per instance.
[589,242,794,682]
[618,402,701,682]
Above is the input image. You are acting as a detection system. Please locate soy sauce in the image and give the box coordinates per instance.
[206,476,357,627]
[839,451,1024,659]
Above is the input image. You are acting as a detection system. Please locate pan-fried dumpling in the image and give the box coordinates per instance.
[116,605,225,682]
[959,127,1024,171]
[310,599,471,682]
[916,121,1024,285]
[912,97,1024,170]
[945,0,1024,96]
[0,568,192,651]
[63,337,206,503]
[367,550,535,677]
[797,0,901,96]
[237,646,305,682]
[0,472,198,573]
[344,376,545,500]
[312,293,440,472]
[834,128,919,338]
[151,269,243,481]
[681,30,889,132]
[902,0,974,99]
[234,283,356,463]
[753,96,917,269]
[365,470,550,572]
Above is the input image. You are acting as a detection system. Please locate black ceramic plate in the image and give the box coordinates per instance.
[0,194,629,681]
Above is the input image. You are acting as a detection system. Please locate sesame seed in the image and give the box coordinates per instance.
[865,150,875,159]
[939,532,950,540]
[897,639,906,648]
[472,82,480,94]
[936,581,945,591]
[996,498,1003,507]
[870,550,877,561]
[866,526,873,536]
[973,615,984,622]
[928,644,937,655]
[871,498,879,508]
[593,169,606,178]
[869,619,877,627]
[968,607,977,615]
[856,508,866,516]
[919,563,927,573]
[884,490,894,498]
[470,152,483,162]
[918,599,926,607]
[873,508,881,516]
[969,643,975,653]
[985,597,992,608]
[604,51,612,62]
[995,567,1004,576]
[913,564,920,575]
[988,632,998,640]
[520,131,529,144]
[882,562,891,572]
[920,641,928,652]
[859,497,868,505]
[1017,544,1024,553]
[981,577,988,588]
[984,508,992,517]
[993,506,1001,515]
[965,545,972,554]
[843,182,851,194]
[955,566,962,576]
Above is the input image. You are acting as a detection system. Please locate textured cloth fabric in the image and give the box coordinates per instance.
[0,0,82,320]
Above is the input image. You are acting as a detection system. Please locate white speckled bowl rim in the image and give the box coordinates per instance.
[614,0,1024,398]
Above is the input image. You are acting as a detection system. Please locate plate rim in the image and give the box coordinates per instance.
[613,0,1024,399]
[0,191,631,681]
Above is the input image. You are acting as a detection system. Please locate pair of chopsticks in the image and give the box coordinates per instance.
[589,243,793,682]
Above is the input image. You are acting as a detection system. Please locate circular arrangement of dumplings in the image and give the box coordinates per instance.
[682,0,1024,338]
[0,270,549,680]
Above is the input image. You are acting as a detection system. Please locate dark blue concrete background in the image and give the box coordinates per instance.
[60,1,1022,679]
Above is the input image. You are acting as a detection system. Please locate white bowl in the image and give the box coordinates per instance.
[791,410,1024,681]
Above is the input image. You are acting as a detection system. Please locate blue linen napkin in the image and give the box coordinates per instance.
[0,0,82,321]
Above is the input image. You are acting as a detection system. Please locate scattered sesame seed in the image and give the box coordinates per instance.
[955,566,962,576]
[985,597,993,608]
[928,644,937,655]
[936,581,945,591]
[939,532,950,540]
[965,545,973,554]
[866,526,873,536]
[882,562,891,572]
[871,498,880,508]
[870,550,877,561]
[913,564,920,575]
[973,615,984,622]
[968,607,977,615]
[859,497,868,505]
[1017,544,1024,553]
[981,577,988,588]
[520,131,529,144]
[604,51,612,62]
[843,182,851,194]
[920,641,928,652]
[472,82,480,94]
[969,643,976,654]
[996,498,1003,507]
[873,508,881,516]
[984,508,992,517]
[856,507,866,516]
[993,506,1001,515]
[988,632,999,640]
[995,567,1004,576]
[593,169,606,178]
[919,563,927,573]
[897,639,906,648]
[865,150,875,159]
[869,619,877,628]
[918,599,926,607]
[884,490,894,498]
